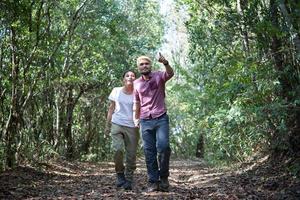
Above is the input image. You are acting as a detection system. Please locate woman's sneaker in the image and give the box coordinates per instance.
[116,173,126,187]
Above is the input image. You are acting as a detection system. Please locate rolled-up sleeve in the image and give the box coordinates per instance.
[162,71,174,82]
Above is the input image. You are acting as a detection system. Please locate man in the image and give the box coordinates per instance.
[133,53,174,192]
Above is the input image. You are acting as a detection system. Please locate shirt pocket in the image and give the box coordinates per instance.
[149,80,158,91]
[140,80,158,96]
[139,79,159,103]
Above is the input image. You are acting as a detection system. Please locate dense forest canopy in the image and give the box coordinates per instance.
[0,0,299,171]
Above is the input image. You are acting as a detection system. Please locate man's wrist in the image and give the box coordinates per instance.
[163,61,169,66]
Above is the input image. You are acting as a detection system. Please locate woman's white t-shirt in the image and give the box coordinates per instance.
[108,87,135,128]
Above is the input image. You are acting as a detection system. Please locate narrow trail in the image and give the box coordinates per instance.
[0,158,299,199]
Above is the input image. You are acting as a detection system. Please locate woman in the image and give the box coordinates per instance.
[105,70,139,190]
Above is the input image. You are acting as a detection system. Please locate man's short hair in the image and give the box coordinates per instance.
[137,56,152,66]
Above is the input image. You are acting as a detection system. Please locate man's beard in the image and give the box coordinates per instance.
[141,71,151,75]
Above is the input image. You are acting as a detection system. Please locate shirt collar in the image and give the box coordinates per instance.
[142,72,153,81]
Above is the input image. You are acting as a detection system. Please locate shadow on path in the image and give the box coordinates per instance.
[0,157,299,199]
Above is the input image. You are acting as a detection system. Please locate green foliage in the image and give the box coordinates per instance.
[169,0,300,164]
[0,0,164,167]
[1,0,298,168]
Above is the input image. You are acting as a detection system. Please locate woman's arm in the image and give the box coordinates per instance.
[105,101,115,135]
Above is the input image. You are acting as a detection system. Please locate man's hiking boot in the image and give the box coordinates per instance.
[159,178,169,192]
[147,182,159,192]
[116,173,126,187]
[123,180,132,190]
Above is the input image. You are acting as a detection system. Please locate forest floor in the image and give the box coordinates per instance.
[0,156,299,199]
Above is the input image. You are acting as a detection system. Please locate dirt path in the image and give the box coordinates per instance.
[0,158,299,199]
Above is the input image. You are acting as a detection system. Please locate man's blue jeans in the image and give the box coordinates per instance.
[140,113,171,183]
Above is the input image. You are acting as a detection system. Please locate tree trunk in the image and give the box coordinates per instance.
[4,26,20,168]
[0,45,6,135]
[278,0,300,55]
[54,89,62,150]
[237,0,260,92]
[81,106,93,154]
[237,0,250,54]
[64,87,75,159]
[63,86,85,159]
[195,134,204,158]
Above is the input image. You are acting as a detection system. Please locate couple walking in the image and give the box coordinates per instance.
[105,53,174,192]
